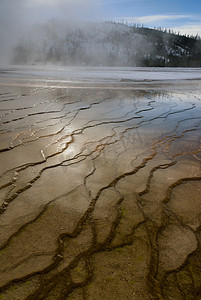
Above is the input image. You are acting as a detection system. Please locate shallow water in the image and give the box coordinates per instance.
[0,69,201,299]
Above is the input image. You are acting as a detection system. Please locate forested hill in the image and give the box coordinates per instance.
[12,20,201,67]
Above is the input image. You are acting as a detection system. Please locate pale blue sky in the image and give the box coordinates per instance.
[104,0,201,35]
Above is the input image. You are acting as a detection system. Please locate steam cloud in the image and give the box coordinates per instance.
[0,0,103,65]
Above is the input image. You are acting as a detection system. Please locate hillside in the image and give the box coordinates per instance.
[12,20,201,67]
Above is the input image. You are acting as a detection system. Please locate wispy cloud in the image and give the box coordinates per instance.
[173,22,201,36]
[111,14,201,36]
[113,14,195,24]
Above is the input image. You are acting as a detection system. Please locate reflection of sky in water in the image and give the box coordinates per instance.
[46,90,201,156]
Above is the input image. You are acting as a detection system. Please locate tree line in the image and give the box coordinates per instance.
[12,20,201,67]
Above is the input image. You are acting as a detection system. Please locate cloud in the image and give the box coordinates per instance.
[112,14,201,36]
[113,14,194,24]
[132,14,192,24]
[173,23,201,36]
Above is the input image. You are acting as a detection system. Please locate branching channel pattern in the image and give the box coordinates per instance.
[0,80,201,300]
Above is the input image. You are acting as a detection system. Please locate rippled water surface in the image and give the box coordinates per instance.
[0,68,201,299]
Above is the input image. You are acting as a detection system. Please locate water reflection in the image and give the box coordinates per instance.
[0,79,201,299]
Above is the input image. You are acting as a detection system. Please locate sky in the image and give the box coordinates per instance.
[1,0,201,33]
[0,0,201,63]
[108,0,201,36]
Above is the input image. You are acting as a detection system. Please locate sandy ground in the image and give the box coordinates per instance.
[0,67,201,299]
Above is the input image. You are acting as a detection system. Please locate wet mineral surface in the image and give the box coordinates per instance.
[0,69,201,299]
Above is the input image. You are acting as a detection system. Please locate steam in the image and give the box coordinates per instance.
[1,1,199,67]
[0,1,27,64]
[11,20,154,66]
[0,0,103,65]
